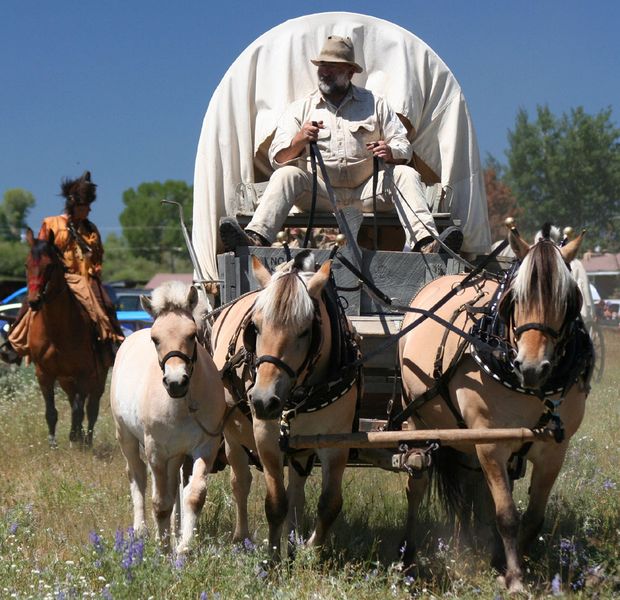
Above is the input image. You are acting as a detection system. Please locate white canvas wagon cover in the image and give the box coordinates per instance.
[193,12,491,279]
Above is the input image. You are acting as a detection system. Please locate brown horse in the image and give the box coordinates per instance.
[398,226,591,593]
[211,251,360,557]
[24,228,108,446]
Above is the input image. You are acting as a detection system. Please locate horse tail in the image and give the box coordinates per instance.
[430,446,497,548]
[429,446,470,520]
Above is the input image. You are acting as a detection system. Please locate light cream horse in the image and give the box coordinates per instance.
[398,226,591,593]
[110,281,226,554]
[211,251,360,557]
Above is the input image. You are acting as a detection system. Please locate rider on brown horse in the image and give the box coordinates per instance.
[3,171,124,365]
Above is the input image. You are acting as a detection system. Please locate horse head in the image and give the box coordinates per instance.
[505,225,584,389]
[142,282,200,398]
[246,251,331,420]
[24,227,63,311]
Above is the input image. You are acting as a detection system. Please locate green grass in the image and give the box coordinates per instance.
[0,331,619,598]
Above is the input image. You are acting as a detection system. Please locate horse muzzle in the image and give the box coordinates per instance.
[163,373,191,398]
[250,390,285,420]
[513,357,552,389]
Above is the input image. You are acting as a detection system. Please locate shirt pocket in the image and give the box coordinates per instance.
[348,118,378,157]
[315,126,332,157]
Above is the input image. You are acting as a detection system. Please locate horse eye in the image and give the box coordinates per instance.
[299,329,310,339]
[152,337,160,347]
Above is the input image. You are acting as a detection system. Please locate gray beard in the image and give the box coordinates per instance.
[318,74,350,97]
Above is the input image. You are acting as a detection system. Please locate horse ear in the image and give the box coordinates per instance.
[25,227,35,247]
[306,260,332,299]
[508,228,530,261]
[251,255,272,289]
[47,230,55,246]
[186,285,198,312]
[560,230,585,264]
[140,294,154,317]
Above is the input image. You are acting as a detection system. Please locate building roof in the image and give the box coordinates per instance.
[145,273,194,289]
[581,253,620,275]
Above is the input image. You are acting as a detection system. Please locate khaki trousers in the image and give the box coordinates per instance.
[246,164,438,248]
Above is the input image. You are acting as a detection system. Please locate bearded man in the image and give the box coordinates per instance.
[219,35,462,254]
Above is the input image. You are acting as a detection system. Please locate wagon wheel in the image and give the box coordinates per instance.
[588,321,605,383]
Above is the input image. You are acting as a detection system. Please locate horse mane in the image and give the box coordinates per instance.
[512,239,574,322]
[254,257,316,332]
[150,281,198,317]
[29,237,53,261]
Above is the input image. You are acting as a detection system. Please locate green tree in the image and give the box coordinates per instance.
[484,156,521,242]
[0,188,35,241]
[0,240,28,278]
[119,180,193,263]
[505,105,620,250]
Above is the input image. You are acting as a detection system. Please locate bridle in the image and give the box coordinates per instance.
[27,244,66,309]
[242,302,323,385]
[158,343,198,378]
[500,240,579,347]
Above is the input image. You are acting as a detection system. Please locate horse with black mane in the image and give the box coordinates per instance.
[398,223,592,593]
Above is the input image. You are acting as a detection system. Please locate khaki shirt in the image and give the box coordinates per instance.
[38,215,104,278]
[269,84,413,188]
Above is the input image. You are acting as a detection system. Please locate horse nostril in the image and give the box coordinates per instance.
[513,359,521,372]
[266,396,280,414]
[539,361,551,380]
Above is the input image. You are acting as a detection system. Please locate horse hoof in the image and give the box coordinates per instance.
[48,435,58,449]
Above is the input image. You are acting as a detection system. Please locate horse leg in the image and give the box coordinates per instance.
[36,370,58,447]
[402,471,429,569]
[177,439,221,555]
[69,391,86,444]
[254,420,287,558]
[116,426,148,537]
[306,447,348,548]
[476,445,524,594]
[286,457,309,555]
[150,455,183,552]
[225,437,253,544]
[84,382,105,447]
[519,444,568,556]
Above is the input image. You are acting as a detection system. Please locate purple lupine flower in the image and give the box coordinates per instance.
[603,479,616,490]
[101,586,113,600]
[9,522,18,534]
[114,529,125,552]
[559,538,574,567]
[243,538,256,552]
[199,593,208,600]
[174,554,186,570]
[551,573,561,595]
[89,531,104,554]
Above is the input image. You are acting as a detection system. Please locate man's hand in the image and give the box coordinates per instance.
[296,120,324,144]
[274,121,325,164]
[366,140,396,163]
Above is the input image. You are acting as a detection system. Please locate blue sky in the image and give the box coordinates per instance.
[2,1,618,237]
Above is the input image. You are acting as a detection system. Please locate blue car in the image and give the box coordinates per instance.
[0,286,153,337]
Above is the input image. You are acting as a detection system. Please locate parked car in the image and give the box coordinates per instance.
[0,285,153,337]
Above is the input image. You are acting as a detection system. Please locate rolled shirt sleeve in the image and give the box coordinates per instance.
[268,85,413,187]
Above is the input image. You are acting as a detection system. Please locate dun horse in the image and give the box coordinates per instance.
[398,225,592,593]
[23,228,108,446]
[110,282,226,553]
[211,251,361,556]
